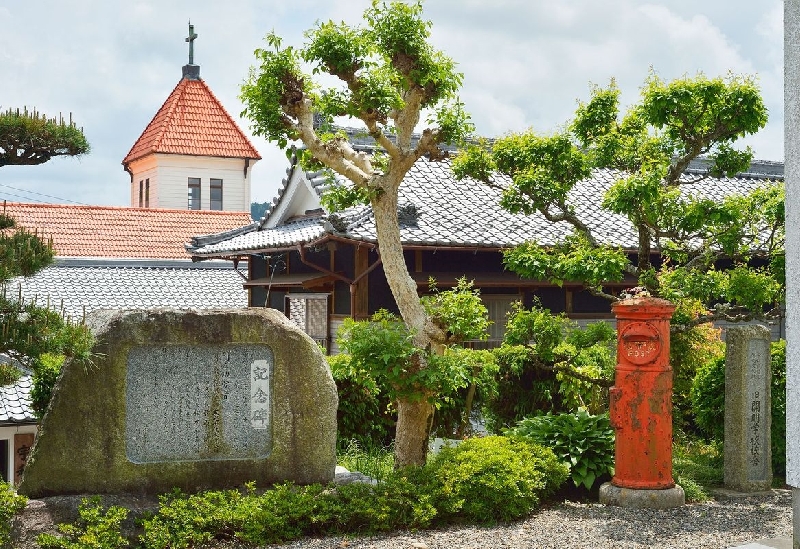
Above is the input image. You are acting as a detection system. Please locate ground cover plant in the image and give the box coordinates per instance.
[508,409,615,491]
[30,436,566,549]
[1,480,27,548]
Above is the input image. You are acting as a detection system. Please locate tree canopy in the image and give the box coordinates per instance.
[0,107,89,167]
[241,0,475,467]
[0,108,93,396]
[453,72,781,330]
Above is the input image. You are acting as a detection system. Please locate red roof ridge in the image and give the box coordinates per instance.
[122,75,261,167]
[2,201,252,259]
[2,201,251,217]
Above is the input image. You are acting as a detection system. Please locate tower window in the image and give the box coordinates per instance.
[138,180,143,207]
[210,178,223,210]
[188,177,201,210]
[145,178,150,208]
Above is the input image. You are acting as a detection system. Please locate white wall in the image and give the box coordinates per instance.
[0,424,37,485]
[784,0,800,491]
[127,154,256,212]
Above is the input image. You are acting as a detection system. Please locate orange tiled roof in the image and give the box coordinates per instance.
[122,76,261,167]
[1,202,252,259]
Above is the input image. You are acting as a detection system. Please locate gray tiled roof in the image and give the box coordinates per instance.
[190,217,327,256]
[6,263,248,322]
[0,372,34,424]
[190,157,782,257]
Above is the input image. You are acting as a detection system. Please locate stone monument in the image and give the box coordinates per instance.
[18,308,338,497]
[723,325,772,492]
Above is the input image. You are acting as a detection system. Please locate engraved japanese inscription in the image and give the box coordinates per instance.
[126,344,274,463]
[745,337,770,481]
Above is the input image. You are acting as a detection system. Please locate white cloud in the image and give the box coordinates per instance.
[0,0,785,208]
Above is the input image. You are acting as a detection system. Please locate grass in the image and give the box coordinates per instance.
[336,439,395,482]
[672,436,724,502]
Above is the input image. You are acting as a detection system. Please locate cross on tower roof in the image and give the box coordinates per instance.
[186,23,198,65]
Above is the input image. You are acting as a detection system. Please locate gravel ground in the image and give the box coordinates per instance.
[264,490,793,549]
[12,489,793,549]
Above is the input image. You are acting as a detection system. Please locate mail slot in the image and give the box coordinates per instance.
[609,297,676,489]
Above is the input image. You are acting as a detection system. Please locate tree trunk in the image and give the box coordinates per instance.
[371,176,444,467]
[394,396,435,468]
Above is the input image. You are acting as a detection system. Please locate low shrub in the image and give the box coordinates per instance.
[690,339,786,477]
[1,481,27,549]
[672,437,723,502]
[37,497,129,549]
[58,436,568,547]
[508,409,615,490]
[328,353,394,448]
[427,435,568,523]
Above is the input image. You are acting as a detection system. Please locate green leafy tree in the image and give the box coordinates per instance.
[453,73,780,328]
[0,110,93,408]
[454,74,780,406]
[0,107,89,167]
[241,0,473,466]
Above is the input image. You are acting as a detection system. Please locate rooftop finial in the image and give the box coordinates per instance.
[186,21,198,65]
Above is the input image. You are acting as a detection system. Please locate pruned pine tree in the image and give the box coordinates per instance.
[0,107,93,397]
[0,107,89,167]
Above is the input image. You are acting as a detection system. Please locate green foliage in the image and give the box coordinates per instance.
[328,353,394,447]
[486,303,615,430]
[669,315,725,431]
[337,439,395,482]
[690,339,786,476]
[337,310,417,402]
[37,497,128,549]
[427,435,568,523]
[421,278,490,343]
[453,71,779,329]
[241,1,469,150]
[334,312,496,437]
[0,481,27,549]
[770,340,787,477]
[428,347,498,437]
[508,410,615,490]
[0,212,54,280]
[138,437,566,545]
[503,235,629,289]
[30,353,67,418]
[1,209,95,413]
[672,437,724,502]
[0,107,89,167]
[0,361,20,386]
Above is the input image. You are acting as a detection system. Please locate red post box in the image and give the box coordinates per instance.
[609,296,676,489]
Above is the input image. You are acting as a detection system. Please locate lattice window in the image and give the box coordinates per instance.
[286,293,330,350]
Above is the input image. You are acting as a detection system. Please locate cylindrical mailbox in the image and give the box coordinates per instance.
[609,297,676,489]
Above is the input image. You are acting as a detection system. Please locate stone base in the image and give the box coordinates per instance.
[599,482,685,509]
[793,487,799,549]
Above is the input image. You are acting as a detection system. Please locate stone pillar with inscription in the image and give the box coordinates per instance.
[723,325,772,492]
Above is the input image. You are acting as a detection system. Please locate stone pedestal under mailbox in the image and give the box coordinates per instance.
[18,308,338,498]
[723,324,772,492]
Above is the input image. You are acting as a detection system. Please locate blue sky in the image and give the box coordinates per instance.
[0,0,783,208]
